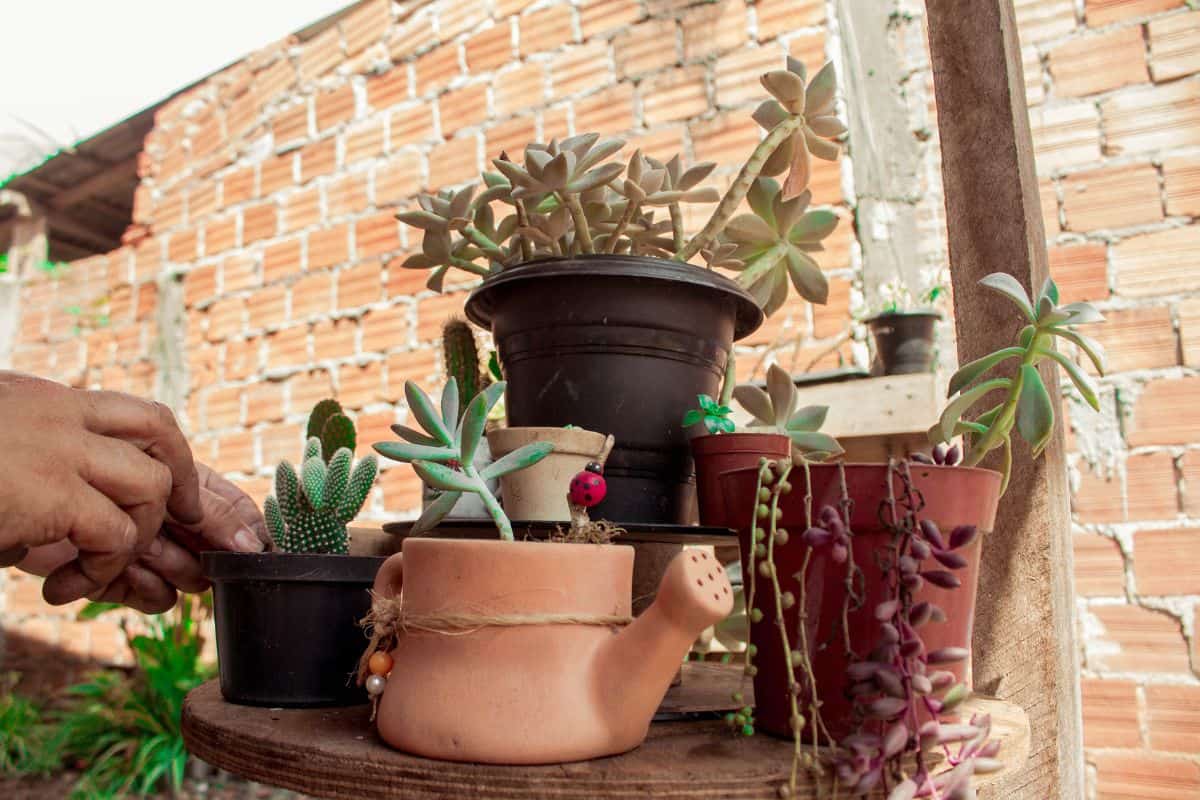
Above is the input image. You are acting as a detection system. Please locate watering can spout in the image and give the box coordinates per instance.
[594,550,735,741]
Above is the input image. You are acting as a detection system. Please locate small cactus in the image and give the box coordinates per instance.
[265,401,378,554]
[442,318,487,404]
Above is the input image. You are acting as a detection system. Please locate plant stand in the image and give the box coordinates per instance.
[182,665,1029,799]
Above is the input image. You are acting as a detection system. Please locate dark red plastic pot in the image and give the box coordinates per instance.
[691,432,791,529]
[465,256,763,525]
[720,463,1001,739]
[865,311,941,375]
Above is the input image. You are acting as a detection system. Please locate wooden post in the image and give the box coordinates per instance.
[924,1,1083,797]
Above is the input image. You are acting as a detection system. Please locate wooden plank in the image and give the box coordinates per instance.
[787,373,942,438]
[924,1,1083,797]
[49,156,137,210]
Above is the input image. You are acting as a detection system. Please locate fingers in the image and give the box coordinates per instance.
[166,485,265,554]
[196,463,269,544]
[80,391,202,525]
[139,534,209,594]
[0,545,29,568]
[42,482,139,606]
[88,565,178,615]
[79,433,173,552]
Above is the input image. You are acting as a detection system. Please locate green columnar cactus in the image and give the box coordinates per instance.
[442,318,487,404]
[264,402,378,554]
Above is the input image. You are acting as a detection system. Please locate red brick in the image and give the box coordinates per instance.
[356,212,403,258]
[214,430,255,474]
[242,202,278,244]
[413,45,463,96]
[494,63,546,117]
[316,84,356,132]
[1145,685,1200,753]
[681,1,747,61]
[428,136,480,188]
[284,186,323,232]
[642,66,707,126]
[362,303,413,353]
[267,325,310,370]
[204,385,243,429]
[543,106,570,141]
[222,253,259,293]
[247,284,288,330]
[579,0,640,39]
[575,83,635,134]
[386,347,440,390]
[345,121,386,165]
[439,83,490,136]
[390,104,436,149]
[691,113,759,167]
[301,137,339,182]
[309,225,351,270]
[1179,299,1200,367]
[135,282,158,322]
[259,154,295,197]
[1048,243,1109,303]
[715,45,788,109]
[168,228,199,263]
[439,1,487,41]
[1081,306,1177,374]
[299,26,342,81]
[549,42,609,99]
[1086,0,1185,26]
[386,254,433,298]
[1093,751,1200,800]
[184,263,218,307]
[367,67,410,112]
[341,0,391,57]
[273,102,311,147]
[1183,450,1200,514]
[356,409,398,458]
[1135,528,1200,595]
[1030,102,1102,173]
[260,422,302,469]
[465,21,515,71]
[1088,604,1191,673]
[1129,378,1200,447]
[1048,27,1148,97]
[1074,531,1126,596]
[1102,81,1200,157]
[486,116,539,163]
[338,260,383,309]
[245,380,286,425]
[1082,679,1141,749]
[1114,227,1200,298]
[327,173,369,218]
[379,465,424,512]
[313,317,359,362]
[1163,155,1200,217]
[416,292,466,342]
[205,296,245,342]
[388,12,436,61]
[1129,452,1181,521]
[1074,461,1123,524]
[519,5,574,56]
[263,237,304,283]
[757,0,823,40]
[613,18,677,79]
[1149,10,1200,82]
[288,368,335,416]
[337,360,385,409]
[291,272,334,319]
[204,213,238,255]
[1062,163,1162,232]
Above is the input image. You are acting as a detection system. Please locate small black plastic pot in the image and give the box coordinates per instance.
[864,311,941,375]
[203,552,383,708]
[465,255,762,525]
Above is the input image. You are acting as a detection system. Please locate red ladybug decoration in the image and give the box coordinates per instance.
[569,462,607,508]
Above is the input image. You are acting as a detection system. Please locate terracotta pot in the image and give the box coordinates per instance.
[373,538,733,764]
[487,426,610,521]
[691,432,791,528]
[719,462,1001,739]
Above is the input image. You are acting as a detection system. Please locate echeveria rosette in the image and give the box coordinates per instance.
[755,59,846,200]
[930,273,1106,495]
[683,394,735,435]
[733,364,842,460]
[722,177,838,316]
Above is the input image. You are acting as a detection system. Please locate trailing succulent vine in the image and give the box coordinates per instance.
[930,273,1105,494]
[374,378,552,539]
[396,57,846,317]
[265,400,378,555]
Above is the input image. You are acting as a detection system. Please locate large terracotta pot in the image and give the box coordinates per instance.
[720,462,1001,739]
[373,539,732,764]
[691,432,791,528]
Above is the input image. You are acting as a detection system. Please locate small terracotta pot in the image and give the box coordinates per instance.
[719,462,1001,739]
[487,427,610,521]
[691,432,791,528]
[373,538,733,764]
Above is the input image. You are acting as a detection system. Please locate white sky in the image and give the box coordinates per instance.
[0,0,351,176]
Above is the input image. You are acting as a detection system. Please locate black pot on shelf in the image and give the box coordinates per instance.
[864,311,941,375]
[465,255,762,525]
[203,552,383,708]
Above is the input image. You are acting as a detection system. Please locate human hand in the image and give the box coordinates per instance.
[0,371,203,605]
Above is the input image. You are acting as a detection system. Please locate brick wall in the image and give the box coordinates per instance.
[3,1,1200,794]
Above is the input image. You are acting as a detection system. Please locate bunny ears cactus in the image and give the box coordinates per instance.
[395,57,847,320]
[930,273,1106,494]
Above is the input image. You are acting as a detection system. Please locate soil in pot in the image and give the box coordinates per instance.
[719,462,1000,739]
[203,552,383,708]
[691,432,791,529]
[465,255,763,525]
[866,311,941,375]
[487,426,610,521]
[371,538,733,764]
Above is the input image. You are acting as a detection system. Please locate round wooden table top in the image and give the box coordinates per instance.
[182,664,1029,799]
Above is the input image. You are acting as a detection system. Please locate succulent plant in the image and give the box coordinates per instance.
[394,56,847,321]
[265,401,378,555]
[930,273,1105,494]
[682,394,735,435]
[442,318,488,405]
[733,364,842,460]
[374,379,552,540]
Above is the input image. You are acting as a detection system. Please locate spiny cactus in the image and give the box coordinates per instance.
[442,318,487,404]
[264,401,378,554]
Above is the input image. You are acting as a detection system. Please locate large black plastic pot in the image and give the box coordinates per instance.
[865,311,941,375]
[203,553,383,708]
[465,256,762,524]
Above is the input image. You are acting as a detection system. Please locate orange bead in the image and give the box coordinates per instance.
[368,651,394,676]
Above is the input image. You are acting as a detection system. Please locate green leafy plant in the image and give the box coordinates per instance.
[683,394,735,435]
[395,57,845,319]
[265,399,378,554]
[54,596,213,799]
[374,379,552,540]
[733,364,842,459]
[930,273,1105,494]
[0,675,55,777]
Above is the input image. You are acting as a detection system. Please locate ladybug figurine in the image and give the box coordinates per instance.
[568,462,607,508]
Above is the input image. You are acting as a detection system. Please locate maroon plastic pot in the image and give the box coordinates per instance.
[690,432,791,529]
[720,462,1001,739]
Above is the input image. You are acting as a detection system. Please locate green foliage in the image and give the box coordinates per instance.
[268,400,378,554]
[375,379,551,540]
[0,675,55,777]
[443,318,487,404]
[683,394,735,435]
[732,364,842,460]
[931,273,1106,494]
[52,597,213,798]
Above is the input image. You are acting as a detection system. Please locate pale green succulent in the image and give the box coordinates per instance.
[733,364,843,460]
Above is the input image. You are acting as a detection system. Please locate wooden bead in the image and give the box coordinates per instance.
[369,651,394,676]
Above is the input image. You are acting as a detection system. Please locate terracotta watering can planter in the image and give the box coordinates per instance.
[719,462,1001,739]
[370,538,733,764]
[691,432,791,528]
[486,426,611,521]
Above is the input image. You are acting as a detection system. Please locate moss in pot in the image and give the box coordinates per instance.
[393,57,848,525]
[363,379,736,764]
[203,400,381,708]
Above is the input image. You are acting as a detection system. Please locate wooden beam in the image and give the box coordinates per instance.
[924,1,1083,798]
[49,156,137,210]
[46,213,118,253]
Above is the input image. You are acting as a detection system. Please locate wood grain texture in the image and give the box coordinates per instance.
[925,1,1084,797]
[183,675,1030,800]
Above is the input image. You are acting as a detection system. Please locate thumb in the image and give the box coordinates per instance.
[168,487,265,554]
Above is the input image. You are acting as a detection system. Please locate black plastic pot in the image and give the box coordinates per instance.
[203,552,383,708]
[465,255,762,525]
[865,311,941,375]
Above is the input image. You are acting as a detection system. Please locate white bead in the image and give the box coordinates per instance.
[366,674,387,696]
